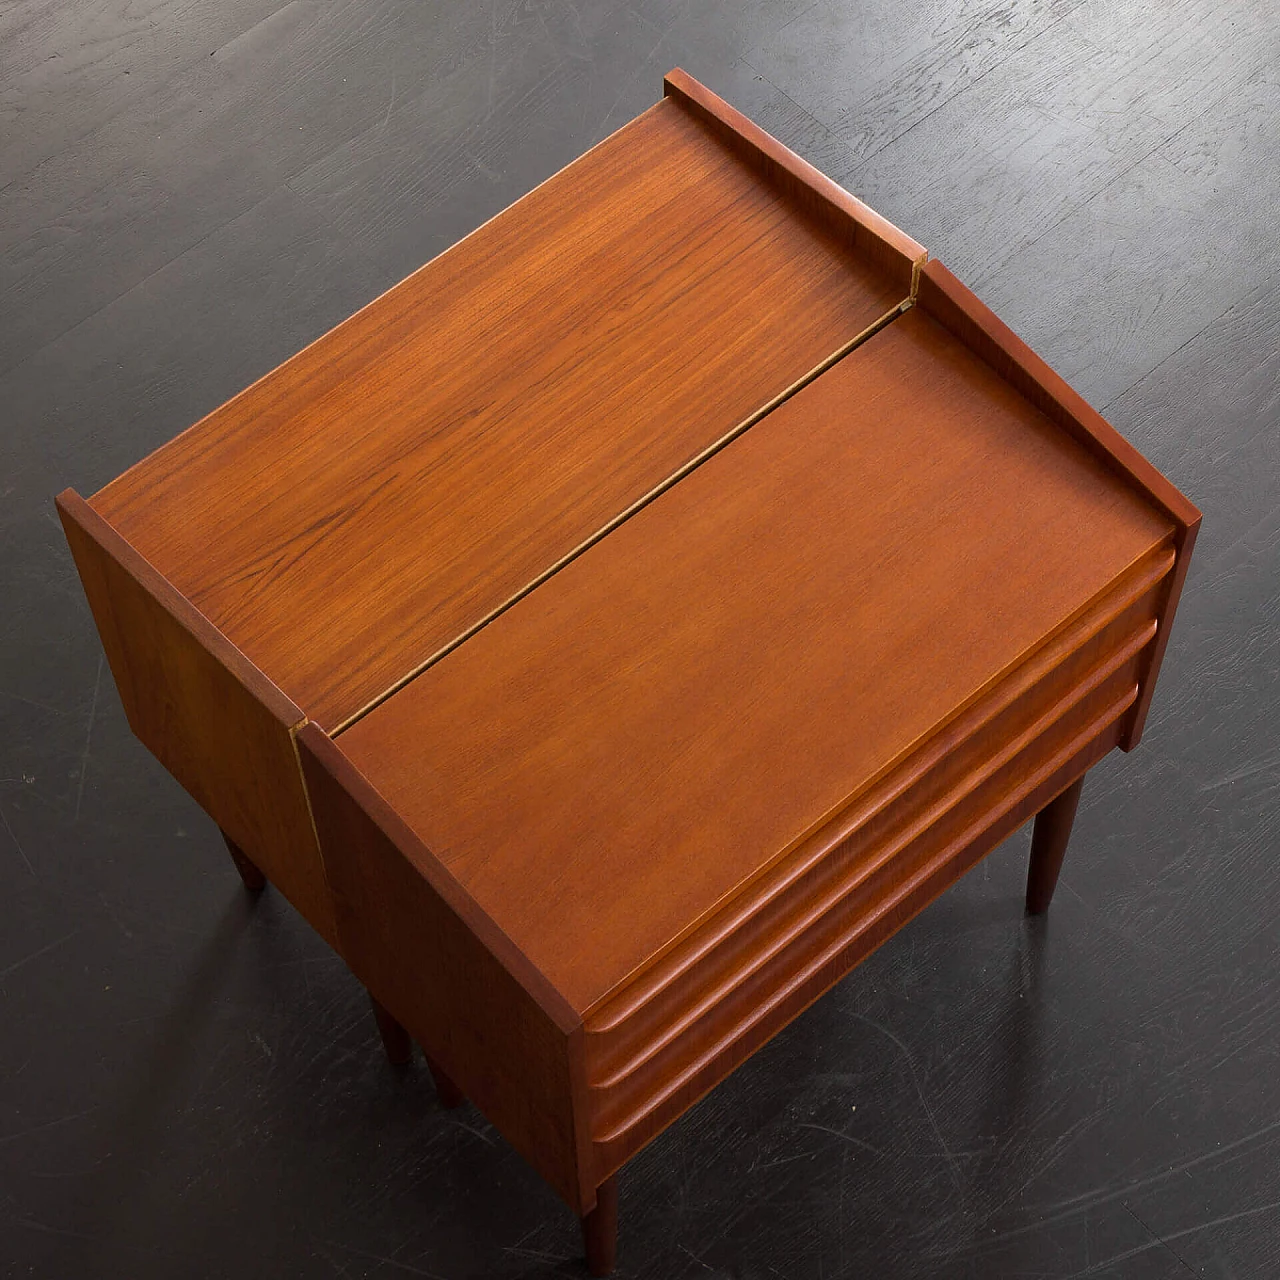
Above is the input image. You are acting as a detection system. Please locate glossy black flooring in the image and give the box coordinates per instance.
[2,3,1278,1277]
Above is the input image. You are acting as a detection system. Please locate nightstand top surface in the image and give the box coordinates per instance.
[338,306,1175,1012]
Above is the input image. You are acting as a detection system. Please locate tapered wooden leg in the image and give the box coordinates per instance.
[369,994,413,1066]
[1026,775,1085,914]
[221,830,266,892]
[424,1055,465,1109]
[581,1174,618,1277]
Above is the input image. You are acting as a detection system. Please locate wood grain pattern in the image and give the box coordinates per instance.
[294,723,595,1213]
[2,0,549,379]
[55,489,335,944]
[916,259,1199,531]
[89,84,909,732]
[745,0,1082,170]
[820,0,1275,295]
[46,67,1200,1266]
[337,305,1173,1015]
[8,2,1267,1272]
[916,258,1202,749]
[661,68,924,291]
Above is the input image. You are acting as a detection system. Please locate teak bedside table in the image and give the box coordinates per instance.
[59,71,1199,1274]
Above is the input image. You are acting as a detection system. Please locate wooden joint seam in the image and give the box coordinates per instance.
[331,301,914,735]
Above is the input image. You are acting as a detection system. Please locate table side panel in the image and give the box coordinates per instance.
[916,259,1199,529]
[91,94,906,731]
[1122,514,1199,749]
[295,725,595,1213]
[662,68,924,291]
[916,258,1202,749]
[55,491,334,943]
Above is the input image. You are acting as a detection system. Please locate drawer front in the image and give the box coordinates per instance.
[584,542,1174,1171]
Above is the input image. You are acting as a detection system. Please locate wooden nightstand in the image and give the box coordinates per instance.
[59,70,1198,1276]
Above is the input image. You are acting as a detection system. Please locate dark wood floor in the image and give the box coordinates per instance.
[3,3,1278,1276]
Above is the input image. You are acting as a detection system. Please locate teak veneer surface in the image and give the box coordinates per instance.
[337,307,1175,1013]
[89,93,910,731]
[55,491,336,943]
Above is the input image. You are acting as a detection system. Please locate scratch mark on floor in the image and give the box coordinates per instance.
[448,1118,496,1145]
[501,1244,563,1262]
[320,1238,448,1278]
[0,1105,98,1147]
[380,71,396,134]
[73,654,103,822]
[1047,1116,1280,1217]
[0,802,34,875]
[750,1148,816,1173]
[797,1122,883,1157]
[1065,1198,1280,1277]
[311,1244,355,1278]
[597,17,668,134]
[1198,746,1280,792]
[96,892,134,939]
[982,1112,1102,1224]
[486,0,498,114]
[1121,1200,1199,1277]
[0,689,70,715]
[679,1243,716,1271]
[1061,878,1090,909]
[0,930,78,982]
[939,1116,1280,1257]
[849,1013,962,1187]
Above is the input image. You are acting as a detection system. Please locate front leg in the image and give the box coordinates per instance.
[581,1174,618,1276]
[221,830,266,892]
[1026,774,1085,914]
[368,993,413,1066]
[424,1055,465,1109]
